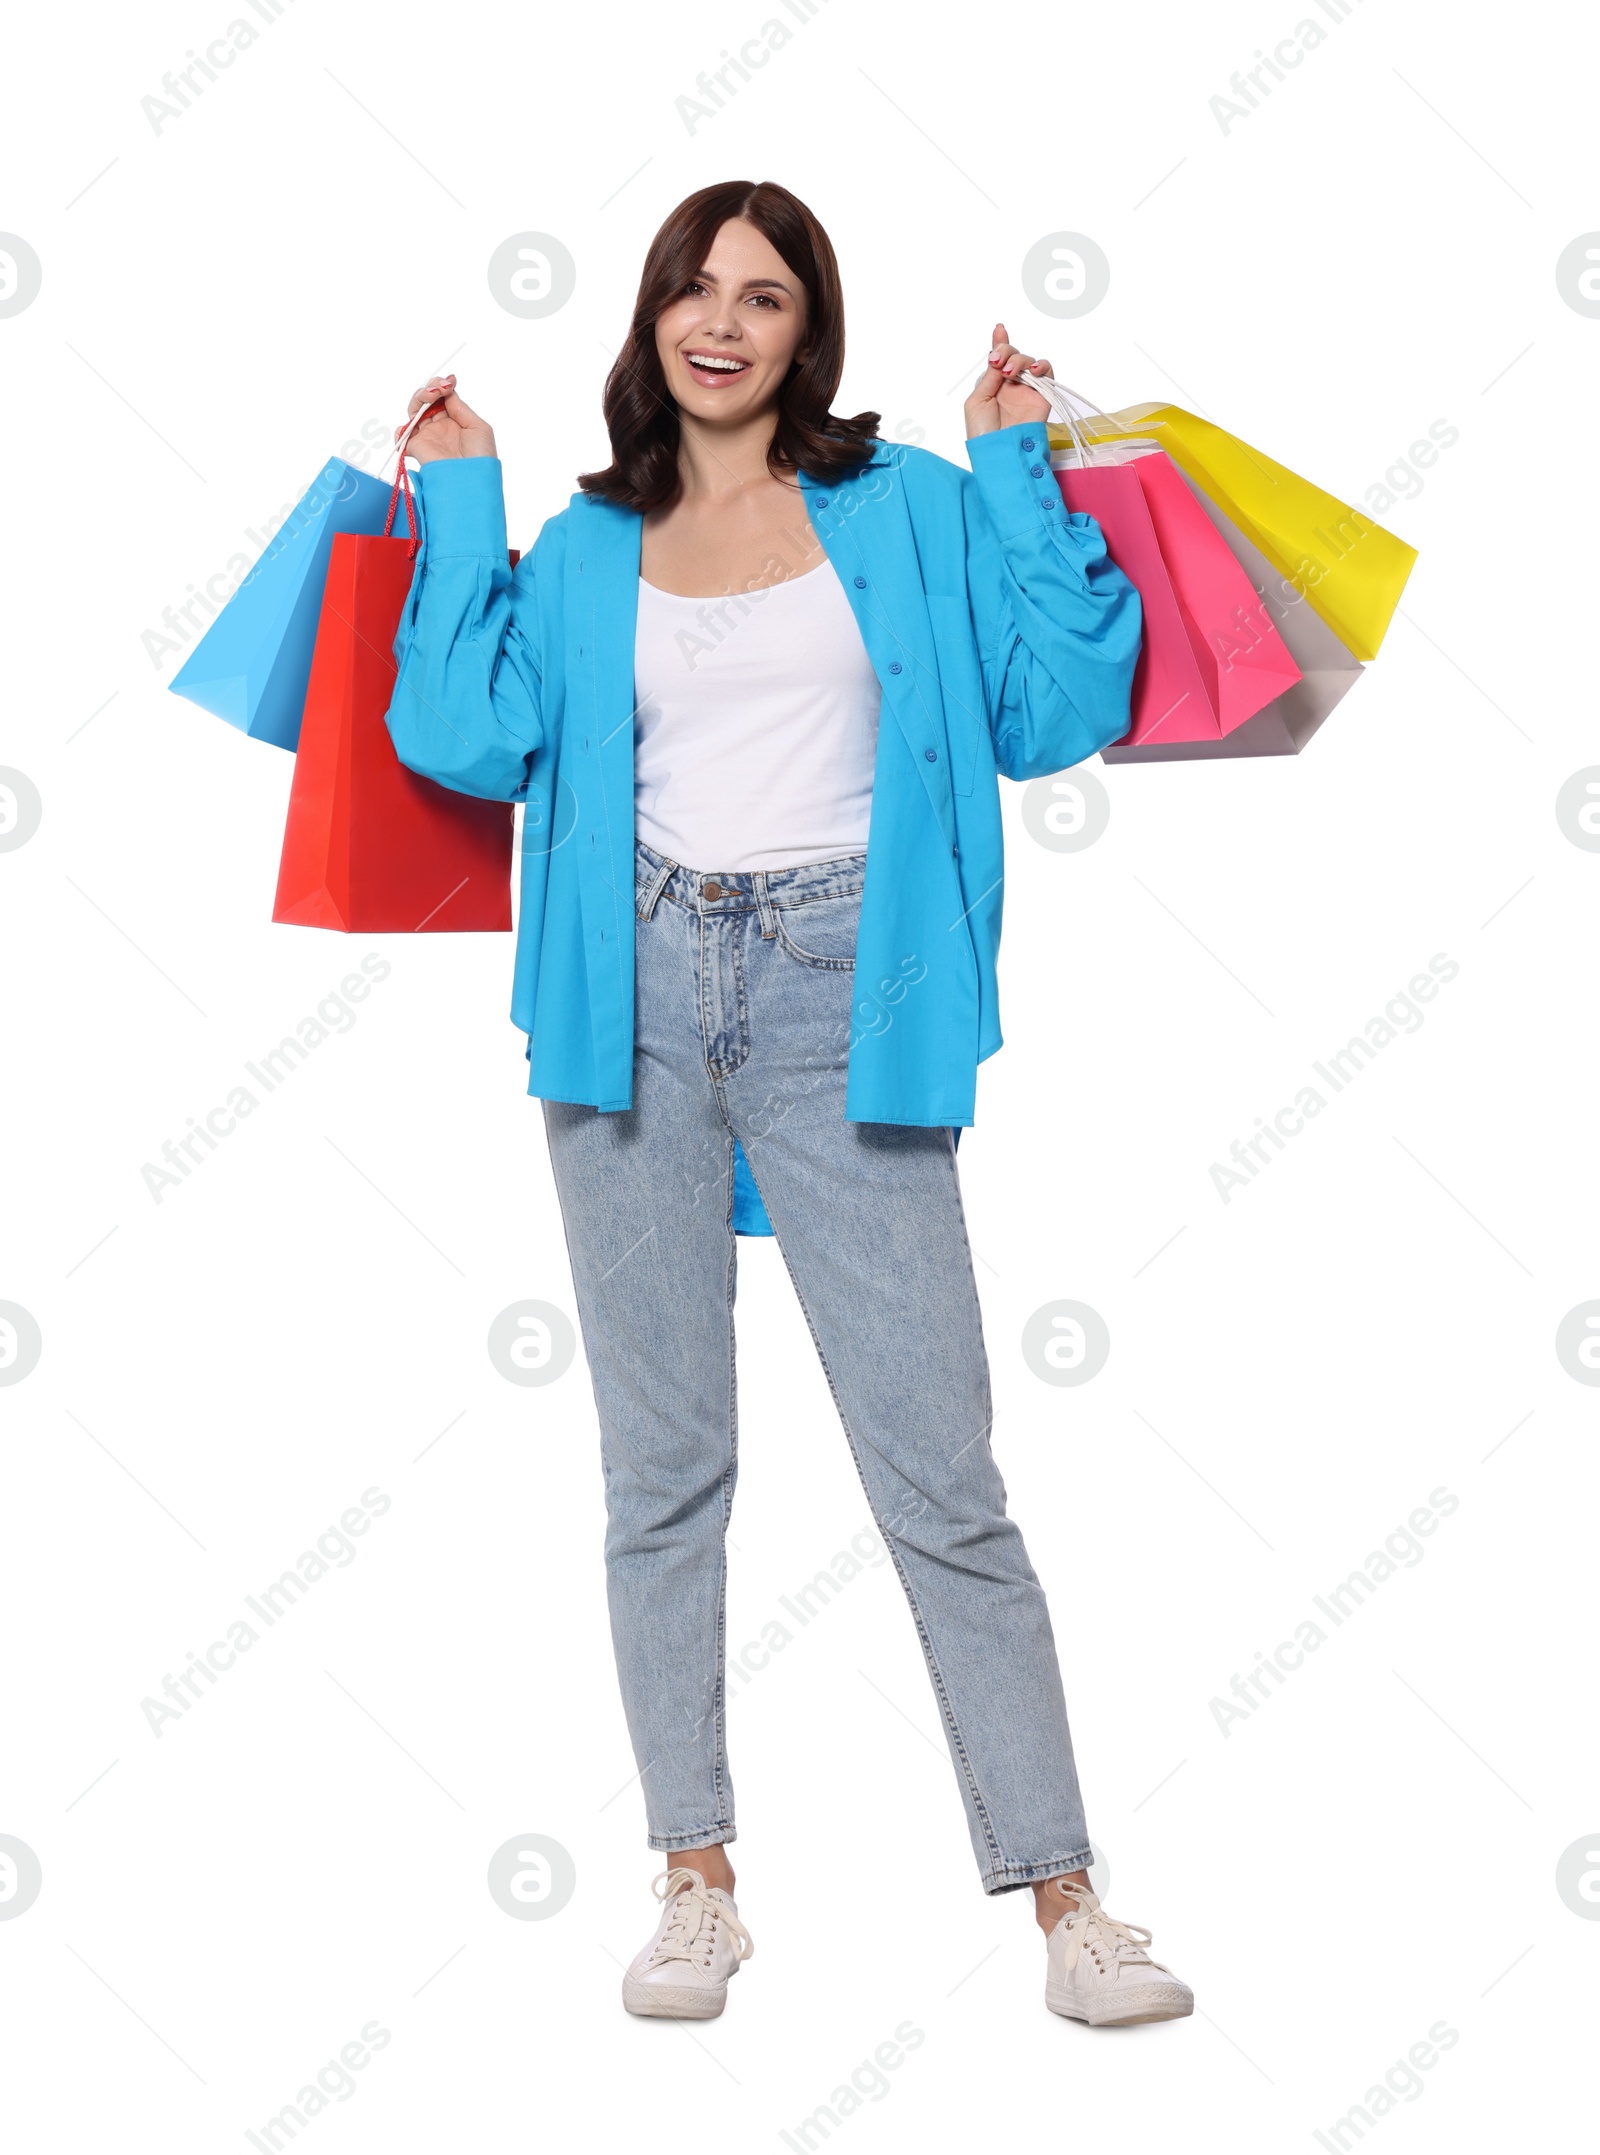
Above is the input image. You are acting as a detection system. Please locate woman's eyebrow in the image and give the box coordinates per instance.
[690,269,795,296]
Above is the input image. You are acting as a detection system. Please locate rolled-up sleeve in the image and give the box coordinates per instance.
[963,422,1142,779]
[385,456,544,802]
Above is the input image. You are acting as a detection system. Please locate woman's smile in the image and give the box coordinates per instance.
[680,347,754,385]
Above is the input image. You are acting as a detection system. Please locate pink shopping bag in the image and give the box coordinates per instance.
[1101,471,1366,762]
[1034,380,1302,751]
[1053,458,1214,751]
[1055,449,1303,751]
[1132,449,1304,733]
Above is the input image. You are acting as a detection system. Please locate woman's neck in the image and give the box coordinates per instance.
[674,406,788,504]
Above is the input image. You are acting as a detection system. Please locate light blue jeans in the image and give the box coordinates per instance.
[540,839,1091,1893]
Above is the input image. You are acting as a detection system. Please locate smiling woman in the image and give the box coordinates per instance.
[381,176,1192,2033]
[578,181,880,515]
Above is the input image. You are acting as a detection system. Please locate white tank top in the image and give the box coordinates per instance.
[632,559,882,873]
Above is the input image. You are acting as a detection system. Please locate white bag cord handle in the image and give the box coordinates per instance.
[386,393,449,473]
[1012,377,1162,467]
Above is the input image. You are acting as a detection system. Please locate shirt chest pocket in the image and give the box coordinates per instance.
[924,595,986,796]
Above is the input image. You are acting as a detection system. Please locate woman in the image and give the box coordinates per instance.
[386,179,1193,2029]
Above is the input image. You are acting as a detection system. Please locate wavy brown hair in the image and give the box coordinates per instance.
[578,180,880,511]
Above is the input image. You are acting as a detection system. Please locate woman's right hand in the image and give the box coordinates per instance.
[396,375,497,464]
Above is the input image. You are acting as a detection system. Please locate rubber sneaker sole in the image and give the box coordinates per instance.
[622,1973,730,2019]
[1046,1979,1194,2027]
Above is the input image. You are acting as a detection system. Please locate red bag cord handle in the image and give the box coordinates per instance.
[383,459,419,554]
[383,395,447,557]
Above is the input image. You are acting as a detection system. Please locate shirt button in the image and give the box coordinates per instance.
[1042,496,1056,509]
[1021,436,1036,451]
[952,843,960,857]
[1029,463,1044,478]
[853,574,866,588]
[924,748,938,762]
[814,495,829,508]
[888,661,902,674]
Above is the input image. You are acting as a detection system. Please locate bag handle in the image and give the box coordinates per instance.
[1012,377,1164,467]
[381,395,448,558]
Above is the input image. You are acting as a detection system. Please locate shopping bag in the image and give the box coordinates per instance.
[272,462,514,932]
[1104,474,1366,762]
[732,1141,772,1236]
[1069,402,1417,661]
[1033,382,1302,751]
[170,458,397,750]
[1054,457,1217,749]
[1128,447,1304,732]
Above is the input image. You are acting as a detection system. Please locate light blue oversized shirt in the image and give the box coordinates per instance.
[385,422,1141,1129]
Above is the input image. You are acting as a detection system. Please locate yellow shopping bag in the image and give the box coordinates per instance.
[1061,404,1417,662]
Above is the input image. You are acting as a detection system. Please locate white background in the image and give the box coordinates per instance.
[3,0,1596,2147]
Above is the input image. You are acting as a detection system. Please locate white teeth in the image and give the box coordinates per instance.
[688,354,748,372]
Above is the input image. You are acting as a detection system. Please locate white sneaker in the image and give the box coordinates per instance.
[621,1867,754,2020]
[1044,1882,1194,2027]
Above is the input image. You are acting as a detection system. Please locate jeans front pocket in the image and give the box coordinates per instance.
[771,889,862,970]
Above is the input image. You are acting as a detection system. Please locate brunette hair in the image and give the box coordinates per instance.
[577,180,880,511]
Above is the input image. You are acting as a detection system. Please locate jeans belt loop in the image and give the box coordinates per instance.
[636,854,676,922]
[753,869,778,940]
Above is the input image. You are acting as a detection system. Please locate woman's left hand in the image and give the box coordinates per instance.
[964,322,1052,438]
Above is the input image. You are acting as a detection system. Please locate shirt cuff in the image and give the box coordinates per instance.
[965,421,1060,542]
[413,456,509,558]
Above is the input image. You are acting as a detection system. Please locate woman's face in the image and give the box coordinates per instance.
[653,218,809,425]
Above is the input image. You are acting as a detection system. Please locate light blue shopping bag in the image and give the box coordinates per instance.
[170,457,403,751]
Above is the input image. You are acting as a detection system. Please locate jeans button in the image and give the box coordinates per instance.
[703,880,723,900]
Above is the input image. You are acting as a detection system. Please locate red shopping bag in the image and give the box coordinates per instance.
[272,459,514,932]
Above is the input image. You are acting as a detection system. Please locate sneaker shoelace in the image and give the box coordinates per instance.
[1058,1892,1158,1976]
[645,1867,755,1973]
